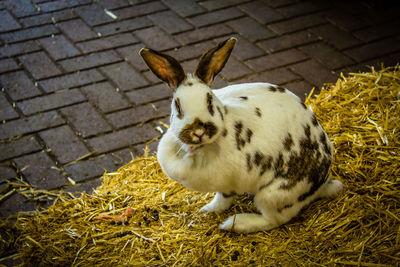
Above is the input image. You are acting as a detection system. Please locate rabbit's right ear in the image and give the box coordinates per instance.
[195,37,237,85]
[139,48,186,89]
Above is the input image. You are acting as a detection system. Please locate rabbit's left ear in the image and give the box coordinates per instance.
[195,37,237,85]
[139,48,186,89]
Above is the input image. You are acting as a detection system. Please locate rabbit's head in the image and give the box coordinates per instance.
[140,38,236,151]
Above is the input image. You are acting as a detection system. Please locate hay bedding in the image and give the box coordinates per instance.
[1,66,399,266]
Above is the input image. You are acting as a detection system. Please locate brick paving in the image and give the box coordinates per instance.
[0,0,399,221]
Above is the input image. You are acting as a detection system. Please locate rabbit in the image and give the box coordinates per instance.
[139,37,344,233]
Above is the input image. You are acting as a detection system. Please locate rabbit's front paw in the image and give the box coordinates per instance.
[200,192,233,214]
[220,213,276,233]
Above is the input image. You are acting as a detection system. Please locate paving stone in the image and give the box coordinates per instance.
[0,165,17,182]
[88,123,158,154]
[58,19,97,42]
[18,52,62,80]
[142,70,163,85]
[257,30,319,53]
[14,151,66,189]
[260,0,297,8]
[246,49,308,72]
[0,111,64,140]
[39,125,90,164]
[226,17,275,42]
[114,1,167,19]
[106,103,165,129]
[39,35,81,60]
[0,136,41,161]
[0,41,40,58]
[64,154,123,182]
[345,37,400,62]
[162,0,205,17]
[81,82,130,113]
[199,0,248,11]
[101,62,149,90]
[0,193,35,217]
[59,50,121,72]
[135,27,179,51]
[290,59,337,87]
[167,40,215,62]
[352,20,400,43]
[0,58,19,74]
[126,84,172,105]
[239,0,284,24]
[117,43,148,71]
[0,92,19,121]
[284,80,314,101]
[310,24,361,50]
[77,33,138,53]
[300,42,355,69]
[38,0,90,12]
[268,13,325,34]
[277,1,329,18]
[39,69,104,93]
[188,7,243,27]
[325,9,371,32]
[0,71,41,101]
[175,24,233,45]
[0,10,21,32]
[93,17,152,36]
[149,10,193,34]
[18,89,85,115]
[3,0,38,17]
[75,3,115,26]
[60,102,111,138]
[235,68,299,85]
[97,0,130,10]
[20,9,77,27]
[216,35,265,60]
[0,24,58,43]
[220,57,252,81]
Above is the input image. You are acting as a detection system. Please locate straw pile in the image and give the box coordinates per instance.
[1,66,399,266]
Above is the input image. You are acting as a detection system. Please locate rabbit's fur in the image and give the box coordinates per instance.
[140,38,343,233]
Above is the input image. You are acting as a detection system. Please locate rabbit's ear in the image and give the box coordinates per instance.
[195,37,237,85]
[140,48,186,89]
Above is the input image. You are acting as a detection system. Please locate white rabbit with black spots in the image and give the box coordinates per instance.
[139,38,343,233]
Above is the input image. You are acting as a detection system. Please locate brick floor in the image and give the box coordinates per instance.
[0,0,399,242]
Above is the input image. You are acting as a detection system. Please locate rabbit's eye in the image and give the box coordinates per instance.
[174,98,183,119]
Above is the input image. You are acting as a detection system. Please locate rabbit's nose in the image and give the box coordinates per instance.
[193,128,205,138]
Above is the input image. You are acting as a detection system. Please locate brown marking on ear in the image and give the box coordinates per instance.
[139,48,185,89]
[195,37,237,85]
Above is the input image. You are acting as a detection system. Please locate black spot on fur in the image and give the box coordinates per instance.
[222,128,228,137]
[269,86,277,92]
[187,82,193,86]
[207,93,214,116]
[258,180,274,191]
[255,107,262,117]
[234,121,243,150]
[217,106,224,121]
[174,98,183,119]
[239,96,248,100]
[260,155,273,176]
[246,153,252,172]
[277,203,293,213]
[204,121,218,138]
[311,114,318,126]
[277,86,285,93]
[301,102,307,110]
[320,132,331,156]
[254,151,264,166]
[246,129,253,143]
[304,124,311,138]
[283,133,294,151]
[222,192,236,198]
